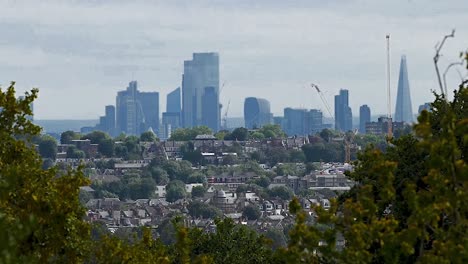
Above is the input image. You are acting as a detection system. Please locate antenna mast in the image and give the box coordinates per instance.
[386,35,393,138]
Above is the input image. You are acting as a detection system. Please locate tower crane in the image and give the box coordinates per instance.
[386,35,393,139]
[344,129,358,163]
[311,83,334,121]
[222,99,230,130]
[312,83,358,162]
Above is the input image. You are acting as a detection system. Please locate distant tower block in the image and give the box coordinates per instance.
[394,55,414,123]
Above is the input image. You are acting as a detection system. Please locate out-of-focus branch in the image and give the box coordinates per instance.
[434,29,455,97]
[443,61,463,94]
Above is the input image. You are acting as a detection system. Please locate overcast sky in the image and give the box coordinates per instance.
[1,0,467,119]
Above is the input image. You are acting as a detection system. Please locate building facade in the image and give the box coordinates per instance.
[283,108,323,136]
[116,81,159,136]
[244,97,273,129]
[96,105,116,136]
[334,89,353,131]
[365,116,404,135]
[181,53,220,131]
[394,55,414,123]
[166,87,181,113]
[359,104,371,134]
[201,86,220,131]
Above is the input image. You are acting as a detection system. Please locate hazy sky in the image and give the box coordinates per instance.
[1,0,467,119]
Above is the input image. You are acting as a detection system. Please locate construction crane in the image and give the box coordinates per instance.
[311,83,334,121]
[222,99,230,130]
[344,129,358,163]
[386,35,393,139]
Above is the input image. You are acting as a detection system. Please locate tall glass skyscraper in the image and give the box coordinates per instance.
[244,97,273,129]
[166,87,181,113]
[394,55,413,123]
[116,81,159,135]
[359,104,371,133]
[334,89,353,131]
[182,53,220,131]
[201,87,219,131]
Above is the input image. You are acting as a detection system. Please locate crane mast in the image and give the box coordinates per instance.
[386,35,393,138]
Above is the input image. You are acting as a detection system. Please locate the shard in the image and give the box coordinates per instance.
[394,55,413,123]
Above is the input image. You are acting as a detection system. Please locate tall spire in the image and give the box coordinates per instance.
[394,55,413,123]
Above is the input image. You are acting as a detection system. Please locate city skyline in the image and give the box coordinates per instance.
[1,1,467,119]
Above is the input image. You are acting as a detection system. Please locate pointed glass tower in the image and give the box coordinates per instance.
[394,55,413,123]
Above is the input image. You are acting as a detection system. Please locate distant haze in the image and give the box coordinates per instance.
[1,0,467,119]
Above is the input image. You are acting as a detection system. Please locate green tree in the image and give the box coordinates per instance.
[250,131,266,140]
[97,138,114,157]
[165,180,187,202]
[187,172,207,184]
[243,205,261,220]
[66,145,86,159]
[81,130,110,145]
[251,176,271,188]
[268,186,294,200]
[38,134,58,159]
[128,177,156,200]
[0,83,90,263]
[187,201,222,219]
[149,167,170,185]
[60,130,80,144]
[169,126,212,141]
[214,130,228,140]
[140,131,158,142]
[188,218,273,263]
[114,143,128,159]
[264,228,287,249]
[225,127,249,141]
[289,149,306,163]
[191,186,206,198]
[259,124,286,138]
[181,142,203,165]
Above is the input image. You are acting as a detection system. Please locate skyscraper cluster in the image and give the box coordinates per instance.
[89,52,417,138]
[182,53,220,132]
[95,53,220,138]
[115,81,159,136]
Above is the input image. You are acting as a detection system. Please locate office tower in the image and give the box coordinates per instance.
[418,102,431,114]
[97,105,116,136]
[105,105,116,133]
[283,108,322,136]
[162,87,182,140]
[244,97,273,129]
[182,52,220,131]
[307,109,323,134]
[201,87,219,131]
[334,89,353,131]
[116,81,159,135]
[167,87,181,113]
[139,91,159,132]
[359,105,371,134]
[394,55,414,123]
